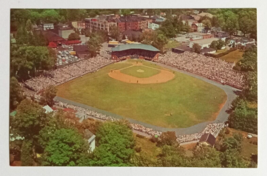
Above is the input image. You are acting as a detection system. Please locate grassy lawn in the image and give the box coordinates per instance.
[57,59,226,128]
[164,40,180,51]
[120,66,160,78]
[215,48,228,54]
[220,49,244,63]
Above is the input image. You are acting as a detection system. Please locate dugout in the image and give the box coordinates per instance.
[111,44,160,61]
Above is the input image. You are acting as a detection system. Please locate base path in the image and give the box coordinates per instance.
[108,69,175,84]
[108,63,175,84]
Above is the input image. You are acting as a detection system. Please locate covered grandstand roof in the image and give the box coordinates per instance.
[112,44,160,52]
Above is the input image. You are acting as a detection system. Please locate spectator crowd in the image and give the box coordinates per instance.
[176,123,225,143]
[157,51,245,89]
[54,101,162,137]
[24,56,114,92]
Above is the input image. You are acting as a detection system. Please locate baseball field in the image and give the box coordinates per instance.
[56,59,227,128]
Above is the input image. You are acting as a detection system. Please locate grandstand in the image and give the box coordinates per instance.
[111,44,160,61]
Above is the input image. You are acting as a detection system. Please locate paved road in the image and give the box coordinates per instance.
[55,62,240,136]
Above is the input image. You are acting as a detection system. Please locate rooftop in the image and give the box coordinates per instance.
[112,44,160,52]
[192,38,219,45]
[199,133,216,146]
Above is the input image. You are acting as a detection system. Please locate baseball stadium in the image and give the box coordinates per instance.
[56,44,227,129]
[22,42,242,143]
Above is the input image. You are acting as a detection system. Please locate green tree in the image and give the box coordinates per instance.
[202,19,212,28]
[216,39,225,50]
[11,46,56,80]
[157,131,178,147]
[87,33,102,57]
[90,120,135,166]
[228,99,257,133]
[141,30,155,44]
[191,145,221,167]
[109,25,120,41]
[157,144,188,167]
[236,46,257,72]
[68,32,81,41]
[244,71,257,101]
[16,25,29,45]
[152,31,168,53]
[25,19,33,32]
[220,149,249,168]
[21,140,34,166]
[41,10,62,23]
[238,9,257,37]
[42,128,89,166]
[40,85,57,106]
[192,43,201,53]
[182,21,191,32]
[13,99,46,139]
[210,40,218,50]
[10,77,25,110]
[221,133,243,152]
[222,11,239,35]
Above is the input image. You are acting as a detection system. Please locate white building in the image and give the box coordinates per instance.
[43,23,54,31]
[84,129,96,152]
[148,22,160,30]
[43,105,54,114]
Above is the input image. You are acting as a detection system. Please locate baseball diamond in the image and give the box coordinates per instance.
[56,59,227,128]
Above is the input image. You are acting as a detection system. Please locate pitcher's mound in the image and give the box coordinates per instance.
[137,69,144,73]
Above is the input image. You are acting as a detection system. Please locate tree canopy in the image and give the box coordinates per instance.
[90,120,135,166]
[10,77,25,110]
[11,46,56,80]
[13,99,46,139]
[68,32,81,41]
[40,85,57,106]
[42,128,89,166]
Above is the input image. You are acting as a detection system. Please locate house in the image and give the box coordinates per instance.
[42,105,53,114]
[199,133,216,147]
[43,23,54,31]
[73,45,90,58]
[214,31,230,41]
[58,28,75,39]
[148,22,160,30]
[200,47,216,54]
[43,31,66,44]
[193,10,200,15]
[84,129,96,152]
[154,16,166,23]
[172,45,192,54]
[71,21,86,31]
[189,38,219,49]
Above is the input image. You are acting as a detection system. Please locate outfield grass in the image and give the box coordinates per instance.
[120,65,160,78]
[220,49,244,63]
[57,59,226,128]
